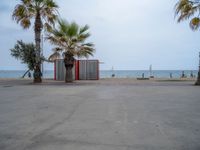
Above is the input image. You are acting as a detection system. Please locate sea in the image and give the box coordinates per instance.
[0,70,198,79]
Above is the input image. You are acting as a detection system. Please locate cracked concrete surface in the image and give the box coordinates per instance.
[0,79,200,150]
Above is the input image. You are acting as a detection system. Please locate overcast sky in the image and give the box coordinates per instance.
[0,0,200,70]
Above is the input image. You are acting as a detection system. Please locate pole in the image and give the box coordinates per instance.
[195,52,200,85]
[41,34,44,77]
[149,64,152,77]
[198,51,200,74]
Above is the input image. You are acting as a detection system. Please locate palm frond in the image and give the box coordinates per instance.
[81,42,95,47]
[44,22,53,32]
[79,25,89,34]
[47,18,95,58]
[46,35,62,46]
[76,47,95,58]
[44,0,59,8]
[77,33,91,42]
[175,0,195,22]
[13,0,58,30]
[12,4,28,22]
[67,22,79,37]
[22,0,32,5]
[41,0,58,25]
[190,17,200,30]
[76,44,95,58]
[175,0,200,30]
[20,17,31,29]
[58,19,69,33]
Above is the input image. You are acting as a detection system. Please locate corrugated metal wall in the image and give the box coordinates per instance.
[79,60,99,80]
[55,60,99,81]
[55,59,65,81]
[79,60,87,80]
[87,60,99,80]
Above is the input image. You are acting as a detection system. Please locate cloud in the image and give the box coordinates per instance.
[0,0,199,70]
[0,0,16,12]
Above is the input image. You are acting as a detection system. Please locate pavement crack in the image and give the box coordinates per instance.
[24,100,86,150]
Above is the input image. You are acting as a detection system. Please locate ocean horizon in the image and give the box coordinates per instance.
[0,70,198,79]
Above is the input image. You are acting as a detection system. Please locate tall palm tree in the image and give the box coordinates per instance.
[47,19,95,82]
[12,0,58,83]
[175,0,200,85]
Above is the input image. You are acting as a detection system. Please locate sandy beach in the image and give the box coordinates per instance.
[0,78,199,150]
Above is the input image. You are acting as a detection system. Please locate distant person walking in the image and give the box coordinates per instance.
[181,71,186,78]
[190,71,194,78]
[170,73,173,79]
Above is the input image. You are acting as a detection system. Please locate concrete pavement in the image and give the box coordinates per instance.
[0,79,200,150]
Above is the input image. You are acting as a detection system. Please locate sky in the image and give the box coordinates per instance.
[0,0,200,70]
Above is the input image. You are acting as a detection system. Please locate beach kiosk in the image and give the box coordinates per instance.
[54,59,99,81]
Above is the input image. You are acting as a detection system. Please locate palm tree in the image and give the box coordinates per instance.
[12,0,58,83]
[175,0,200,85]
[47,19,95,82]
[10,40,36,78]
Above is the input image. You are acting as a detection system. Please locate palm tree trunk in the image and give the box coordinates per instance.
[33,12,42,83]
[64,53,75,82]
[195,68,200,85]
[65,67,73,82]
[21,69,30,78]
[195,53,200,85]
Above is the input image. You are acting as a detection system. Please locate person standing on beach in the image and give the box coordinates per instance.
[170,73,173,78]
[181,71,186,78]
[190,71,194,78]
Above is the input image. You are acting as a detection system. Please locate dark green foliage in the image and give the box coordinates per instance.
[10,40,36,70]
[47,19,95,61]
[175,0,200,85]
[12,0,59,31]
[12,0,59,82]
[175,0,200,30]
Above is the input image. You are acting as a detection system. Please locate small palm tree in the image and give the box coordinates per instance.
[175,0,200,85]
[47,19,95,82]
[12,0,58,83]
[10,40,36,78]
